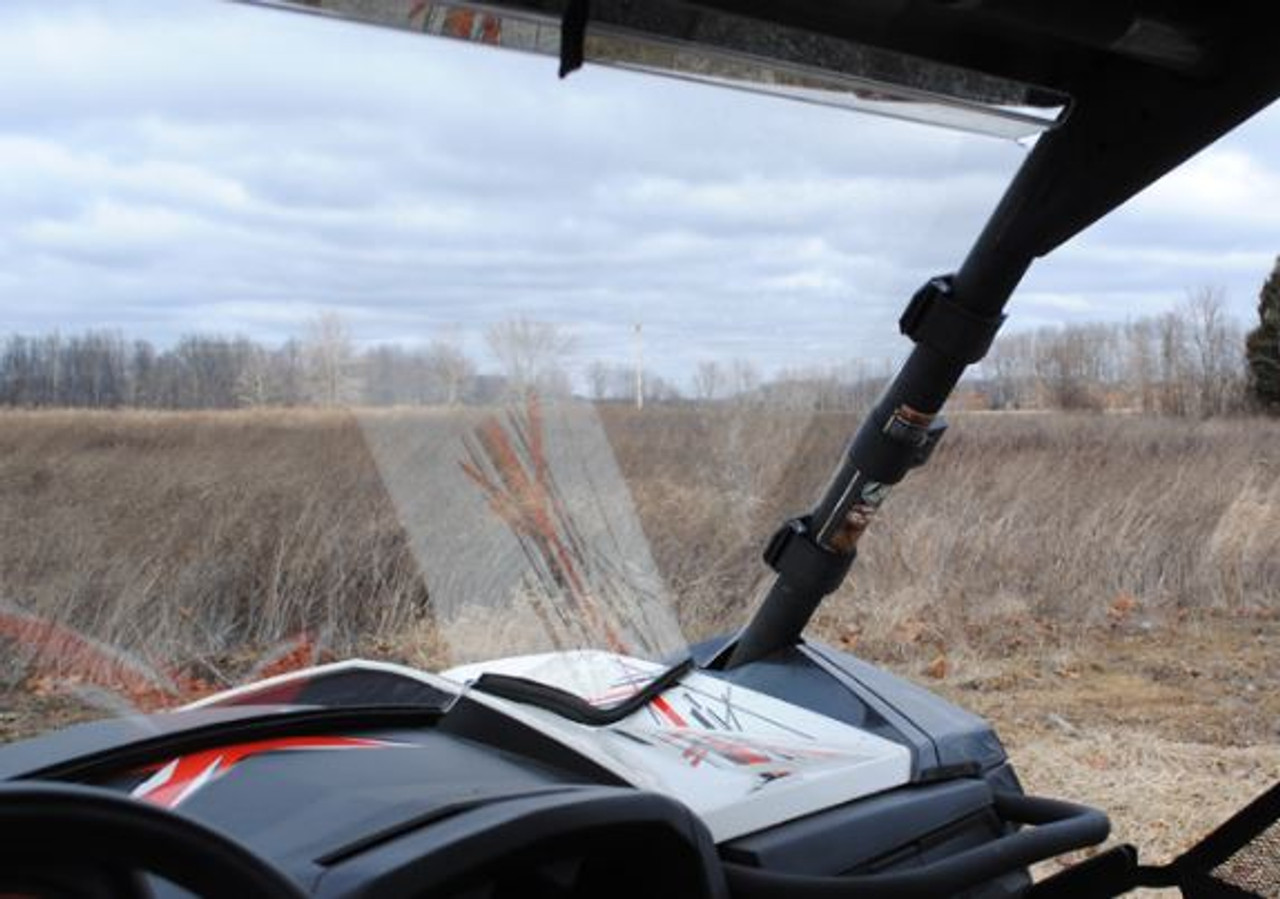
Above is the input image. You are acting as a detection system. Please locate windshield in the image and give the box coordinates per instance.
[0,0,1028,724]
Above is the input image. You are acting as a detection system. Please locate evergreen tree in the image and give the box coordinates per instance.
[1246,256,1280,411]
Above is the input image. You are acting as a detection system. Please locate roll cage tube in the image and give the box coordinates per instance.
[720,13,1280,669]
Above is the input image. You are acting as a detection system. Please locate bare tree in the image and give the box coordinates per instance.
[485,318,575,398]
[984,334,1036,410]
[1124,319,1158,413]
[1153,311,1190,416]
[272,338,308,407]
[235,340,274,407]
[423,339,475,405]
[727,358,760,403]
[692,360,723,402]
[1183,287,1243,417]
[304,312,356,406]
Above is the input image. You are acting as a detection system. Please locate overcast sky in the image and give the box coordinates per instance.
[1,0,1278,384]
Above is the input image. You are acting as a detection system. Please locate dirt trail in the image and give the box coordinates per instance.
[915,617,1280,867]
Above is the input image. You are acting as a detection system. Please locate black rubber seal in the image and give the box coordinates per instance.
[472,657,695,727]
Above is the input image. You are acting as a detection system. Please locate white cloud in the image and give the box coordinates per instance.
[1141,149,1280,227]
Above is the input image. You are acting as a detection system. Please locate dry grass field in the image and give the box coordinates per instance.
[1,405,1277,868]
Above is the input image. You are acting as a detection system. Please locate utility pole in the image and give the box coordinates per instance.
[634,322,644,411]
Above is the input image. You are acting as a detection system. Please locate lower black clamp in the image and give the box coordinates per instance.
[763,516,855,598]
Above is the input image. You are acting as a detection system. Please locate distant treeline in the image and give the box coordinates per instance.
[980,288,1249,417]
[0,290,1262,417]
[0,313,892,413]
[0,324,499,410]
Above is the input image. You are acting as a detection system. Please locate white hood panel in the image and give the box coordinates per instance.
[446,651,913,842]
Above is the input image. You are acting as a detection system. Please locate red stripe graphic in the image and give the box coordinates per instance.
[131,736,396,808]
[650,695,687,728]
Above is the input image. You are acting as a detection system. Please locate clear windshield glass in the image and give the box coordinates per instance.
[356,395,687,696]
[0,0,1027,731]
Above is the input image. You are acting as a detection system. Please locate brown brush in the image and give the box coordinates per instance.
[459,393,628,654]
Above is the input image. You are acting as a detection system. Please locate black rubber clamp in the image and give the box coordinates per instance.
[899,275,1005,365]
[762,517,855,598]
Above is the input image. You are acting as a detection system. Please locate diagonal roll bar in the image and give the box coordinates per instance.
[718,133,1047,670]
[719,260,1024,670]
